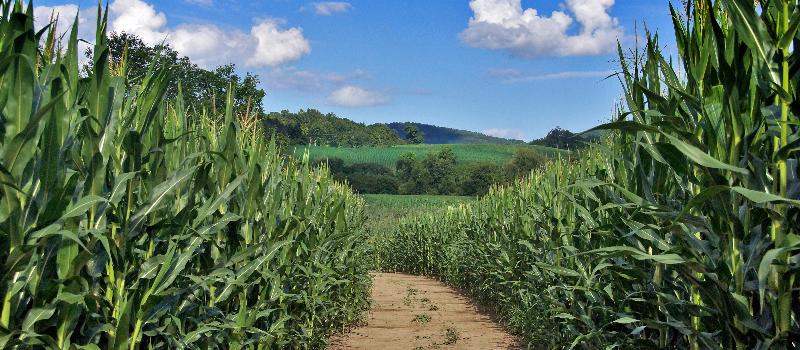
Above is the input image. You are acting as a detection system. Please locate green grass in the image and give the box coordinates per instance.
[294,144,567,169]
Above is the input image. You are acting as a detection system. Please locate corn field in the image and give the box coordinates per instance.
[0,2,370,349]
[382,0,800,348]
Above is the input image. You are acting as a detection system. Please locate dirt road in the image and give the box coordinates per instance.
[329,273,521,350]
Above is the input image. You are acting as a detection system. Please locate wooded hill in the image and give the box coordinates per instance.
[387,122,525,144]
[263,109,404,147]
[262,111,528,147]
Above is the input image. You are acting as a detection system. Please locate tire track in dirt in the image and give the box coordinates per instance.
[330,273,521,350]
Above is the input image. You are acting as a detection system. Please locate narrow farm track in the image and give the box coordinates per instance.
[329,273,521,350]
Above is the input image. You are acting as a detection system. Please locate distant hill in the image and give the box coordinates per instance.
[387,122,525,145]
[263,110,526,147]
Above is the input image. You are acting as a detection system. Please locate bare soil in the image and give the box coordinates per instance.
[329,273,521,350]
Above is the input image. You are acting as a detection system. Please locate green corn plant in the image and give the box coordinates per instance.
[0,2,370,349]
[380,0,799,349]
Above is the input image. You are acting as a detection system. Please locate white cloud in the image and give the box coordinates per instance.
[35,0,311,69]
[487,68,614,82]
[460,0,623,57]
[309,2,352,16]
[247,20,311,67]
[327,85,391,107]
[482,128,526,140]
[110,0,168,44]
[109,0,310,68]
[167,24,255,68]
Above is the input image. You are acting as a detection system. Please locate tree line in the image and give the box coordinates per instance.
[262,110,410,147]
[527,126,589,150]
[319,147,548,196]
[89,32,267,120]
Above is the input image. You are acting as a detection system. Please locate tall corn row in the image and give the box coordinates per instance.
[382,0,799,348]
[0,2,370,349]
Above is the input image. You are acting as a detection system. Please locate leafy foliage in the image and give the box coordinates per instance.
[0,3,370,349]
[321,159,399,194]
[263,109,404,147]
[459,163,504,196]
[529,127,589,150]
[420,148,458,195]
[97,32,267,119]
[381,0,800,348]
[402,123,425,144]
[502,148,548,180]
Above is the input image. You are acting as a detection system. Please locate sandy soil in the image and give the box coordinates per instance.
[329,273,521,350]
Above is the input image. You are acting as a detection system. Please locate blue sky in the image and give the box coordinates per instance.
[33,0,675,140]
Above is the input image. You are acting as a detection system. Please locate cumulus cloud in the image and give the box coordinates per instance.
[309,2,352,16]
[247,20,311,67]
[487,68,614,82]
[110,0,168,44]
[482,128,526,140]
[460,0,623,57]
[327,85,391,107]
[167,24,255,68]
[34,0,311,69]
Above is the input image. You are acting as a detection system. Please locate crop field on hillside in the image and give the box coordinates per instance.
[294,144,567,168]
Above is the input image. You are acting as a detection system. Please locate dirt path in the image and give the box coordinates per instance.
[329,273,521,350]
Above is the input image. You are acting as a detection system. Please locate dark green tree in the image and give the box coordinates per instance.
[346,173,399,194]
[423,147,457,195]
[262,109,404,147]
[459,163,503,196]
[403,123,425,144]
[315,158,399,194]
[92,32,266,118]
[504,148,547,180]
[396,153,430,194]
[529,127,586,150]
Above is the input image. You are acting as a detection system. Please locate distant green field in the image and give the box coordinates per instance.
[294,144,567,169]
